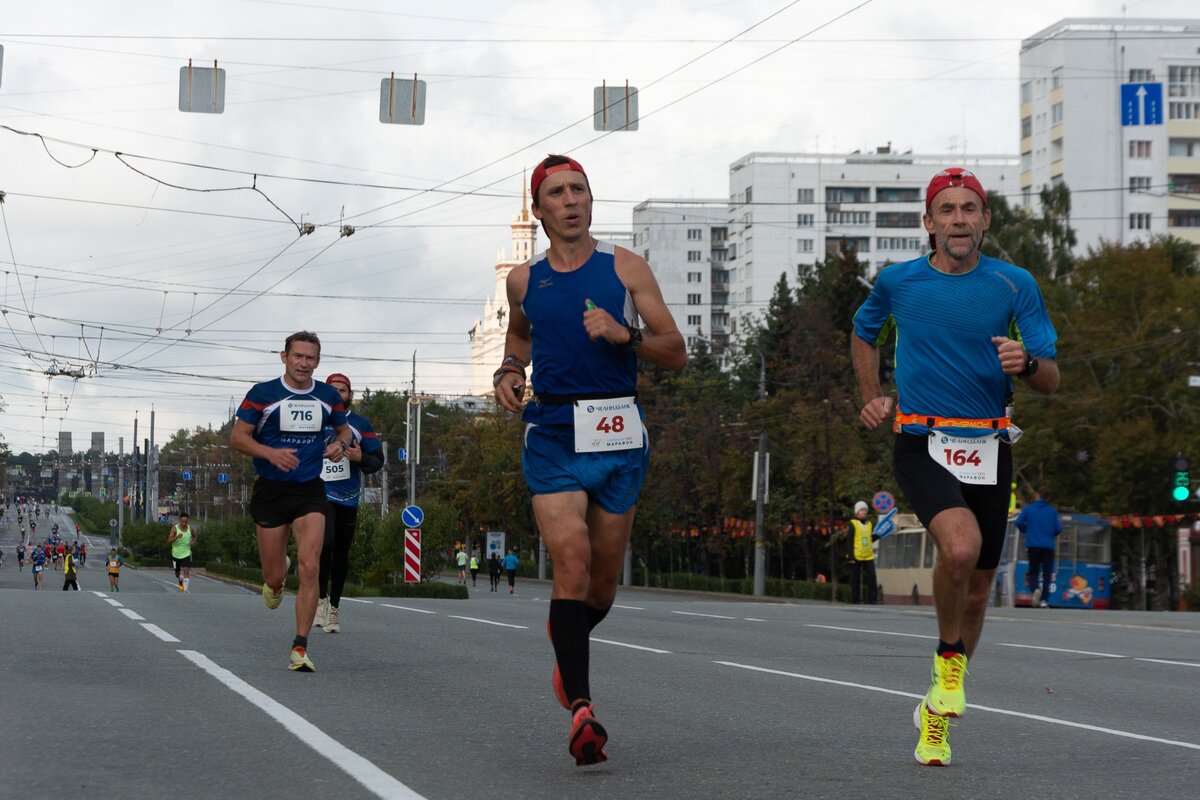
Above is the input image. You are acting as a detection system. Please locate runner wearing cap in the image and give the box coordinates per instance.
[494,154,687,766]
[231,331,352,672]
[852,167,1059,766]
[315,372,384,634]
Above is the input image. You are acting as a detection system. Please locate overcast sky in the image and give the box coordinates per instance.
[0,0,1194,455]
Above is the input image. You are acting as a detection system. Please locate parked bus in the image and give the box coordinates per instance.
[876,512,1112,609]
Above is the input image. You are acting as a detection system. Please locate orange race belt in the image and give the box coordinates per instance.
[893,412,1011,433]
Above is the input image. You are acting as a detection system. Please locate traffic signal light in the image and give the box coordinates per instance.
[1170,454,1190,502]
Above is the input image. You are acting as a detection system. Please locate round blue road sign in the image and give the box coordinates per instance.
[401,505,424,528]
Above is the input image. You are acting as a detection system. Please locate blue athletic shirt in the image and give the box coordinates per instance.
[853,254,1057,437]
[521,241,639,427]
[322,410,382,507]
[236,377,348,482]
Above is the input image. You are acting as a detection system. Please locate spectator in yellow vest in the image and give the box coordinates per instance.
[849,501,879,604]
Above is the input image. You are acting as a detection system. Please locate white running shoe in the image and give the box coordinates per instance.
[315,597,330,628]
[324,605,340,634]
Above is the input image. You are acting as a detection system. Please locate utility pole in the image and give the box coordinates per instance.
[117,437,124,547]
[753,352,768,598]
[380,440,389,517]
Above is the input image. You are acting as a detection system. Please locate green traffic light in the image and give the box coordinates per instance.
[1173,485,1191,502]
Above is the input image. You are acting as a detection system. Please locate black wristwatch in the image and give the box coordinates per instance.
[622,325,643,350]
[1018,351,1039,377]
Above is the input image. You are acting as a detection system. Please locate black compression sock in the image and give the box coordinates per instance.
[585,602,612,632]
[549,599,590,706]
[293,635,308,649]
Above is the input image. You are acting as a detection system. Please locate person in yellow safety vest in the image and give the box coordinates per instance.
[849,501,879,604]
[469,553,480,588]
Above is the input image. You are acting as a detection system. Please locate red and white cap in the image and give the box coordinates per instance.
[325,373,351,391]
[925,168,988,211]
[530,156,587,204]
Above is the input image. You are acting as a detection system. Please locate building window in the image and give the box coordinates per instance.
[687,228,702,241]
[1129,213,1151,230]
[710,227,727,242]
[1021,116,1032,139]
[876,212,920,228]
[1020,81,1032,103]
[1129,140,1152,158]
[1168,65,1200,98]
[745,187,753,204]
[1169,102,1200,120]
[687,271,702,283]
[687,293,702,305]
[1051,102,1063,124]
[1051,67,1063,89]
[1129,68,1154,83]
[711,249,727,262]
[825,187,870,204]
[686,314,702,326]
[1129,176,1152,194]
[876,187,920,203]
[796,213,814,228]
[1169,139,1199,157]
[687,250,703,262]
[797,188,814,204]
[827,211,871,226]
[797,239,813,253]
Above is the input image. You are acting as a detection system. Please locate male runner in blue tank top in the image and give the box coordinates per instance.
[231,331,352,672]
[853,168,1059,766]
[494,154,687,766]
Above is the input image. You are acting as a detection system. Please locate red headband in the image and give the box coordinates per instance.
[925,168,988,211]
[530,157,587,203]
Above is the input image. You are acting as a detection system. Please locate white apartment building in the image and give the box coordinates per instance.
[1019,18,1200,253]
[724,150,1019,312]
[631,200,730,357]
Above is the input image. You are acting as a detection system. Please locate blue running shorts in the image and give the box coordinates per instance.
[523,423,649,514]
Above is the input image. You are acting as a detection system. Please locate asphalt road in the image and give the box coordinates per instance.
[2,512,1198,800]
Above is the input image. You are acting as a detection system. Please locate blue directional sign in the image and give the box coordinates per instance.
[401,504,424,528]
[397,447,407,462]
[217,473,228,484]
[182,470,192,482]
[1121,82,1162,126]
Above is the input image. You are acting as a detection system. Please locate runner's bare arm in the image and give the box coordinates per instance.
[231,419,299,472]
[323,422,353,461]
[852,334,893,430]
[991,336,1060,395]
[611,248,687,371]
[495,263,532,413]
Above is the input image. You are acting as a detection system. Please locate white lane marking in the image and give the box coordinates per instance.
[177,650,427,800]
[105,599,123,607]
[342,597,374,604]
[673,611,737,620]
[447,615,528,629]
[382,604,435,615]
[612,604,644,610]
[1136,657,1200,668]
[141,623,181,643]
[804,623,936,640]
[715,661,1200,751]
[996,643,1124,658]
[118,608,145,621]
[590,637,672,654]
[744,618,767,622]
[89,591,107,598]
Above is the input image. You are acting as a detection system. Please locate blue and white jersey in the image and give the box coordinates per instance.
[237,377,348,482]
[322,410,383,507]
[521,241,639,427]
[853,254,1057,436]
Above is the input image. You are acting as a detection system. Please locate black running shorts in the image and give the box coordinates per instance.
[172,555,193,569]
[250,477,329,528]
[892,433,1012,571]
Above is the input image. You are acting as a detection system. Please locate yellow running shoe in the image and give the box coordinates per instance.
[925,652,968,717]
[262,582,284,610]
[289,645,315,672]
[913,701,952,766]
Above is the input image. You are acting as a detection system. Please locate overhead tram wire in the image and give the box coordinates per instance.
[0,194,51,360]
[339,0,880,233]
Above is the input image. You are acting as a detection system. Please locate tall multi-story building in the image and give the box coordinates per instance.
[723,149,1018,317]
[1019,18,1200,254]
[631,200,730,357]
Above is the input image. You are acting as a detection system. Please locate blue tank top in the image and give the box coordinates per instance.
[521,241,638,426]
